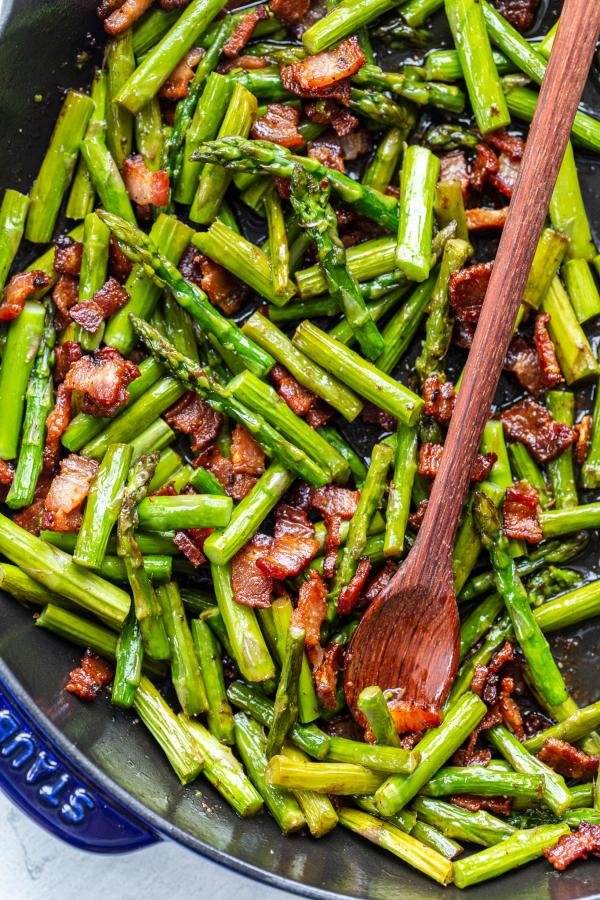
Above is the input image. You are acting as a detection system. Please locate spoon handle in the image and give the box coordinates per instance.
[414,0,600,569]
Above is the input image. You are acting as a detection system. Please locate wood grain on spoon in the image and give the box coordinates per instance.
[344,0,600,721]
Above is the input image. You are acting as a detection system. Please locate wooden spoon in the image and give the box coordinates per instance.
[344,0,600,720]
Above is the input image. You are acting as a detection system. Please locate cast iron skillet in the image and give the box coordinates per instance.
[0,1,600,896]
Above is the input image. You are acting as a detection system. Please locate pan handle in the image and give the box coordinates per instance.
[0,680,158,853]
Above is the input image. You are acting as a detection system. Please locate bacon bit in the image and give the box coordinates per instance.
[274,175,292,201]
[0,270,51,321]
[218,55,269,73]
[439,150,469,198]
[310,484,360,520]
[271,364,317,416]
[491,0,540,32]
[422,376,455,425]
[313,642,343,710]
[361,402,396,432]
[270,0,310,22]
[231,474,258,501]
[486,127,526,159]
[470,643,525,740]
[449,261,492,347]
[64,347,140,418]
[575,415,592,466]
[338,557,372,616]
[363,560,398,606]
[160,47,204,100]
[452,747,493,768]
[108,235,133,283]
[305,99,359,136]
[307,140,346,172]
[164,392,223,453]
[97,0,123,19]
[66,649,114,700]
[179,247,248,316]
[387,699,441,735]
[471,641,514,701]
[52,274,80,330]
[534,313,564,388]
[489,153,520,198]
[408,499,429,532]
[544,822,600,872]
[43,384,72,472]
[293,570,327,652]
[466,207,508,231]
[53,342,82,384]
[503,481,542,544]
[42,454,99,532]
[257,505,319,579]
[470,143,499,192]
[122,154,170,207]
[158,0,189,8]
[103,0,153,33]
[231,535,273,608]
[0,459,14,486]
[504,336,544,396]
[538,738,599,780]
[70,277,129,332]
[251,103,305,149]
[13,498,46,534]
[173,529,211,567]
[195,445,256,500]
[498,684,525,741]
[418,443,496,482]
[223,4,268,58]
[451,796,513,816]
[282,37,365,96]
[230,425,265,476]
[305,400,333,429]
[54,236,83,276]
[500,398,577,464]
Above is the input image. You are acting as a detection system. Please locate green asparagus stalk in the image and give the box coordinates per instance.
[354,795,417,834]
[266,625,306,758]
[508,444,551,508]
[0,190,29,289]
[383,424,418,558]
[522,228,569,310]
[326,736,419,774]
[353,66,465,114]
[524,700,600,754]
[77,213,111,350]
[106,30,135,168]
[563,258,600,322]
[317,426,368,485]
[302,0,396,53]
[0,301,46,460]
[546,391,578,509]
[191,618,235,744]
[412,796,516,847]
[279,746,338,837]
[137,494,232,532]
[135,97,164,171]
[133,7,180,56]
[263,184,290,298]
[550,143,595,261]
[66,69,108,219]
[582,380,600,489]
[357,686,401,747]
[0,565,66,609]
[362,127,404,193]
[395,145,440,282]
[43,527,176,557]
[296,236,400,298]
[80,139,136,224]
[269,596,320,725]
[410,821,463,860]
[266,755,385,795]
[130,417,174,460]
[425,46,512,82]
[156,582,207,715]
[435,181,469,242]
[372,276,438,376]
[421,767,544,801]
[111,608,143,708]
[401,0,444,26]
[542,277,599,384]
[99,555,172,584]
[161,292,199,362]
[75,444,133,570]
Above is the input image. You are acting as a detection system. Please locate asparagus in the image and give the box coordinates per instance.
[137,494,232,532]
[317,425,368,485]
[374,693,486,816]
[234,714,305,834]
[413,796,516,847]
[401,0,444,25]
[6,311,54,508]
[25,91,94,242]
[395,146,440,282]
[435,181,469,243]
[161,292,199,362]
[546,391,578,510]
[200,607,236,660]
[269,596,320,725]
[99,555,172,584]
[302,0,396,53]
[362,127,404,194]
[117,454,170,660]
[524,700,600,754]
[66,69,108,220]
[422,767,544,802]
[266,625,306,758]
[293,321,424,425]
[452,481,505,594]
[425,47,512,82]
[279,746,338,837]
[191,618,235,744]
[74,444,133,570]
[543,278,599,384]
[563,258,600,323]
[106,30,135,169]
[130,418,175,460]
[508,444,551,508]
[0,301,46,460]
[77,212,111,350]
[290,167,385,361]
[180,715,263,816]
[111,609,143,708]
[156,582,207,716]
[339,808,453,886]
[43,527,177,557]
[263,184,289,298]
[296,236,400,298]
[0,190,29,289]
[453,824,570,889]
[135,97,164,172]
[357,686,401,747]
[353,66,465,115]
[445,0,510,134]
[266,755,385,795]
[534,577,600,633]
[80,139,136,224]
[133,676,204,784]
[550,142,595,261]
[133,7,181,56]
[582,380,600,489]
[116,0,229,114]
[0,564,66,609]
[367,276,437,376]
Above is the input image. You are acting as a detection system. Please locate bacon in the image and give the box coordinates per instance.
[452,747,493,768]
[158,0,190,8]
[361,401,396,432]
[194,445,256,501]
[64,347,140,417]
[471,641,514,702]
[230,425,265,476]
[218,55,269,73]
[544,823,600,872]
[575,415,592,466]
[534,312,563,388]
[503,481,542,544]
[485,128,526,159]
[42,454,99,532]
[164,392,223,453]
[293,570,327,651]
[54,236,83,276]
[470,143,499,192]
[310,484,360,520]
[387,698,442,735]
[307,140,346,172]
[408,499,429,532]
[470,643,525,740]
[257,505,319,578]
[451,796,513,816]
[304,99,359,136]
[418,443,496,482]
[313,642,343,710]
[223,4,268,58]
[0,270,51,321]
[43,383,72,472]
[12,499,46,534]
[491,0,540,32]
[538,738,599,780]
[500,398,577,464]
[504,336,544,396]
[97,0,123,19]
[449,261,492,346]
[269,0,310,23]
[70,277,129,332]
[305,401,333,429]
[173,528,211,567]
[52,274,80,330]
[179,247,248,315]
[231,534,273,608]
[160,47,204,100]
[66,649,114,700]
[0,459,14,486]
[53,342,83,384]
[439,150,469,197]
[271,364,317,416]
[489,153,520,198]
[466,207,508,231]
[282,37,365,96]
[337,557,372,616]
[251,103,305,148]
[422,376,455,424]
[363,560,398,606]
[103,0,153,33]
[108,235,133,283]
[122,154,170,207]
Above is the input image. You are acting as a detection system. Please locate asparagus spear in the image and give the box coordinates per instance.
[582,380,600,489]
[410,821,463,861]
[357,687,401,747]
[302,0,396,53]
[266,755,385,795]
[425,47,512,82]
[534,577,600,633]
[421,767,544,801]
[550,142,595,261]
[80,139,136,224]
[413,796,516,847]
[542,278,599,384]
[111,608,143,708]
[395,145,440,282]
[0,301,46,460]
[99,555,172,584]
[354,795,416,834]
[362,127,404,193]
[135,97,164,172]
[133,7,182,56]
[137,494,232,532]
[373,276,438,376]
[0,190,29,289]
[508,444,551,508]
[269,596,319,725]
[0,564,66,609]
[296,235,399,298]
[435,181,469,243]
[546,391,578,510]
[156,582,207,716]
[76,212,111,350]
[162,292,200,363]
[191,618,235,744]
[279,746,338,838]
[401,0,444,26]
[563,258,600,322]
[524,700,600,754]
[266,624,306,758]
[106,30,135,169]
[263,184,289,298]
[130,418,175,461]
[66,69,108,220]
[317,425,368,485]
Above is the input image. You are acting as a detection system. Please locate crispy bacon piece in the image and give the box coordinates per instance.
[282,37,365,95]
[363,560,398,606]
[173,528,211,568]
[223,4,268,58]
[408,499,429,532]
[313,642,343,710]
[52,274,80,330]
[449,261,492,346]
[64,347,140,417]
[418,443,496,482]
[103,0,153,33]
[164,391,223,453]
[0,270,51,321]
[361,401,396,432]
[270,0,310,22]
[122,154,170,207]
[195,445,256,501]
[387,699,441,735]
[307,140,346,172]
[230,425,265,476]
[158,0,190,8]
[218,55,269,73]
[271,364,317,416]
[466,207,508,231]
[97,0,123,19]
[485,128,526,159]
[337,557,372,616]
[452,747,493,768]
[470,642,525,740]
[42,454,99,532]
[305,401,333,429]
[491,0,540,32]
[251,103,305,148]
[43,384,72,472]
[451,795,513,816]
[310,485,359,579]
[470,143,499,192]
[54,341,82,384]
[293,570,327,650]
[534,312,563,388]
[538,738,599,780]
[500,398,577,464]
[0,459,14,486]
[160,47,204,100]
[13,499,46,534]
[544,823,600,872]
[70,277,129,332]
[179,247,248,315]
[503,481,542,544]
[489,153,520,198]
[66,649,114,700]
[231,534,273,608]
[422,376,455,424]
[108,235,133,283]
[575,415,592,466]
[257,505,319,579]
[305,99,358,136]
[54,236,83,276]
[504,336,544,396]
[471,641,514,701]
[439,150,469,198]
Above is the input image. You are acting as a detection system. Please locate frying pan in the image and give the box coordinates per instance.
[0,1,599,896]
